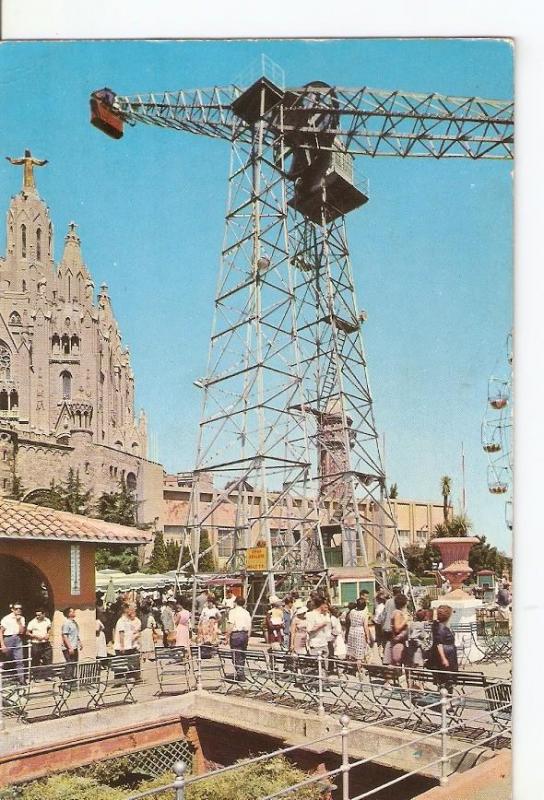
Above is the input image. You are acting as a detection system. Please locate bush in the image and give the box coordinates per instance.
[10,775,128,800]
[1,757,328,800]
[138,757,328,799]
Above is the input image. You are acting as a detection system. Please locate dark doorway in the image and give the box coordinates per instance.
[0,555,54,620]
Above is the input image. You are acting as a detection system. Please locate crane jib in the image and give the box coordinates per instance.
[89,78,513,160]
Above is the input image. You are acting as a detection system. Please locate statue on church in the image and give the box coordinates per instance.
[6,149,48,191]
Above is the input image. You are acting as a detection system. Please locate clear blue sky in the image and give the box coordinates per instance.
[0,39,513,552]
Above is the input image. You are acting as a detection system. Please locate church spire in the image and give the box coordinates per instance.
[61,222,84,268]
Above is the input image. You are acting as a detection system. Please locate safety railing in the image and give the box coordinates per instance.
[0,643,512,731]
[124,676,512,799]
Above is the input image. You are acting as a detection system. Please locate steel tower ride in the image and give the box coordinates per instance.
[90,64,514,608]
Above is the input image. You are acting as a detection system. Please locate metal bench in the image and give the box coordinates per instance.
[364,664,413,725]
[101,654,140,705]
[484,680,512,736]
[59,659,105,713]
[0,657,32,722]
[216,647,242,694]
[405,667,490,736]
[154,646,193,695]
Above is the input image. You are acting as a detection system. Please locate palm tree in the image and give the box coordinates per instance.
[434,513,472,538]
[440,475,452,522]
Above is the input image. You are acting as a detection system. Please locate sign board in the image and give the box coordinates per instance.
[70,544,81,595]
[245,546,267,571]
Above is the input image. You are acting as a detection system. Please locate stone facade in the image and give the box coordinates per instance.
[0,154,164,524]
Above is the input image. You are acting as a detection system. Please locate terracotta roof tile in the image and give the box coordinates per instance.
[0,499,152,545]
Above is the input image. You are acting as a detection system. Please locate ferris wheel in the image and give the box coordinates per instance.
[482,333,513,530]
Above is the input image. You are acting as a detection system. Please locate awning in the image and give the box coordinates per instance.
[95,570,174,592]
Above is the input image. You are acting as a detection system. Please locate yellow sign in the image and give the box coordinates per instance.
[245,546,268,571]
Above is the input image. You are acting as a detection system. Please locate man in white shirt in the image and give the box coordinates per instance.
[0,602,26,683]
[113,604,141,681]
[227,597,252,680]
[114,605,140,655]
[27,609,52,672]
[305,598,332,658]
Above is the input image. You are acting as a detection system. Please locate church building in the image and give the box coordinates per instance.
[0,151,163,524]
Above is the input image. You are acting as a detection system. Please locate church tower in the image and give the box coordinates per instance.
[0,152,162,525]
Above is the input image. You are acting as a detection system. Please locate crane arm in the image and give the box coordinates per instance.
[97,80,513,160]
[113,86,243,141]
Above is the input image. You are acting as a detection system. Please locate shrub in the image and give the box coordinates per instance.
[11,775,128,800]
[138,757,329,799]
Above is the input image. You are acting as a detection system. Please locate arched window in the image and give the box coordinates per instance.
[0,391,8,411]
[21,224,26,258]
[9,311,22,326]
[36,228,42,261]
[9,389,18,409]
[70,335,80,354]
[0,344,11,381]
[61,371,72,400]
[52,334,60,353]
[61,334,70,355]
[126,472,137,492]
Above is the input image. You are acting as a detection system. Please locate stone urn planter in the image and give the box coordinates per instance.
[430,536,480,591]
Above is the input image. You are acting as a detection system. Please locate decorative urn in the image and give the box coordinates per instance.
[430,536,480,591]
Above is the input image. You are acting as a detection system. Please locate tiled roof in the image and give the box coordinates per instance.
[0,498,152,545]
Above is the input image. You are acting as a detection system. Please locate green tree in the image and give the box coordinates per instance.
[96,479,138,526]
[423,541,441,571]
[469,535,512,576]
[94,479,140,572]
[198,529,216,572]
[440,475,452,521]
[95,545,140,573]
[62,468,93,515]
[165,540,181,570]
[147,531,168,573]
[389,482,398,499]
[403,545,426,576]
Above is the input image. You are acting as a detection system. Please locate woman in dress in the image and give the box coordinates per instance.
[197,597,220,654]
[139,602,158,661]
[428,604,458,672]
[346,598,370,666]
[383,594,410,666]
[174,599,191,653]
[290,607,308,654]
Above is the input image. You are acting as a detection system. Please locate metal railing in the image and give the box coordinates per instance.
[125,676,511,799]
[0,643,511,797]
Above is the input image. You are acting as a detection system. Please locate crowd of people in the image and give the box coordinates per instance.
[1,579,512,686]
[261,587,457,674]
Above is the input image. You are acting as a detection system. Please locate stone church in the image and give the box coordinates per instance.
[0,151,163,525]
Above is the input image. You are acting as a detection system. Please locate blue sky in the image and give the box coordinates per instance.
[0,38,513,551]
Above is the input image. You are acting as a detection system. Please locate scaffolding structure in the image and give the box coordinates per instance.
[91,60,514,612]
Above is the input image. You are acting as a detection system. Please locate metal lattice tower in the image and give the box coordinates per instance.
[90,60,514,610]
